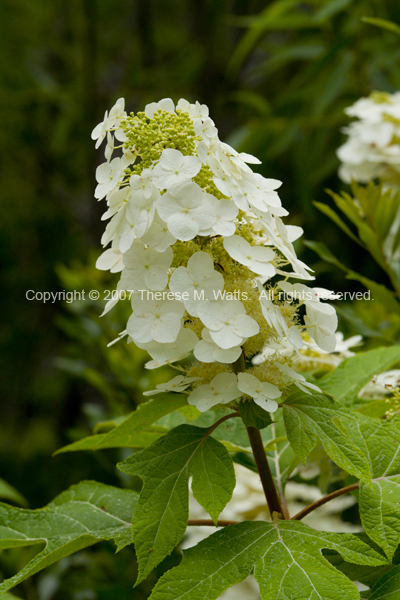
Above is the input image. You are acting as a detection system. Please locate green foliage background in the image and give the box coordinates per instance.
[2,0,400,597]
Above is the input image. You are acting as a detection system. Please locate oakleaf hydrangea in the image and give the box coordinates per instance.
[337,91,400,185]
[92,97,338,413]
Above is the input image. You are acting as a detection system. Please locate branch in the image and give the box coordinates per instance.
[291,482,360,521]
[187,519,238,527]
[246,426,286,519]
[292,474,400,521]
[206,412,240,438]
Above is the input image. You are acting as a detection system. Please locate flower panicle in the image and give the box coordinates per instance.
[92,96,340,413]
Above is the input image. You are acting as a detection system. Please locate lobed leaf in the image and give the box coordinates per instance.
[283,392,371,483]
[316,346,400,406]
[346,415,400,560]
[0,481,138,594]
[149,520,387,600]
[368,564,400,599]
[360,477,400,562]
[54,393,187,453]
[117,424,235,584]
[54,428,165,454]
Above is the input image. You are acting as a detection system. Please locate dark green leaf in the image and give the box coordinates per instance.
[239,400,273,430]
[0,482,138,594]
[368,564,400,599]
[362,17,400,36]
[54,394,188,453]
[283,392,371,483]
[117,424,235,584]
[317,346,400,406]
[345,415,400,560]
[0,479,27,507]
[54,428,165,454]
[313,201,361,245]
[149,520,386,600]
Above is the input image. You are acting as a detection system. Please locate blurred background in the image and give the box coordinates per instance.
[2,0,400,597]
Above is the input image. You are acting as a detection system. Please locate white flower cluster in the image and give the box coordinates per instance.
[92,97,338,413]
[337,91,400,184]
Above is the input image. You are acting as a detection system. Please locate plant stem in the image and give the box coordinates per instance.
[292,473,400,521]
[291,482,360,521]
[187,519,238,527]
[206,412,240,438]
[246,426,286,519]
[232,350,245,374]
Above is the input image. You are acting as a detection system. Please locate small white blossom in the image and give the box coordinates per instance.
[246,173,283,214]
[136,328,199,369]
[259,212,314,280]
[274,362,321,394]
[145,98,175,119]
[279,281,339,304]
[130,169,155,200]
[188,373,241,412]
[127,293,185,344]
[337,91,400,183]
[91,99,126,149]
[223,235,275,278]
[304,303,338,352]
[91,110,108,149]
[127,185,158,240]
[140,214,177,252]
[177,99,209,121]
[258,282,303,351]
[108,98,126,126]
[209,199,238,237]
[101,205,132,249]
[120,243,173,291]
[95,157,125,200]
[96,248,124,273]
[156,182,216,241]
[152,148,201,192]
[197,298,259,349]
[303,332,362,357]
[169,252,224,316]
[101,186,130,220]
[143,375,201,396]
[105,132,115,162]
[237,373,280,412]
[194,328,242,364]
[194,117,218,142]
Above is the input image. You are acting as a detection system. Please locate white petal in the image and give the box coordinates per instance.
[209,326,244,349]
[253,397,278,413]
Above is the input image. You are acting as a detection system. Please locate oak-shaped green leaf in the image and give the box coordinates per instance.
[117,424,235,584]
[347,415,400,561]
[54,428,165,454]
[155,407,252,452]
[54,393,187,453]
[316,346,400,406]
[368,564,400,600]
[0,481,138,594]
[149,520,387,600]
[96,394,188,449]
[361,477,400,562]
[283,392,371,483]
